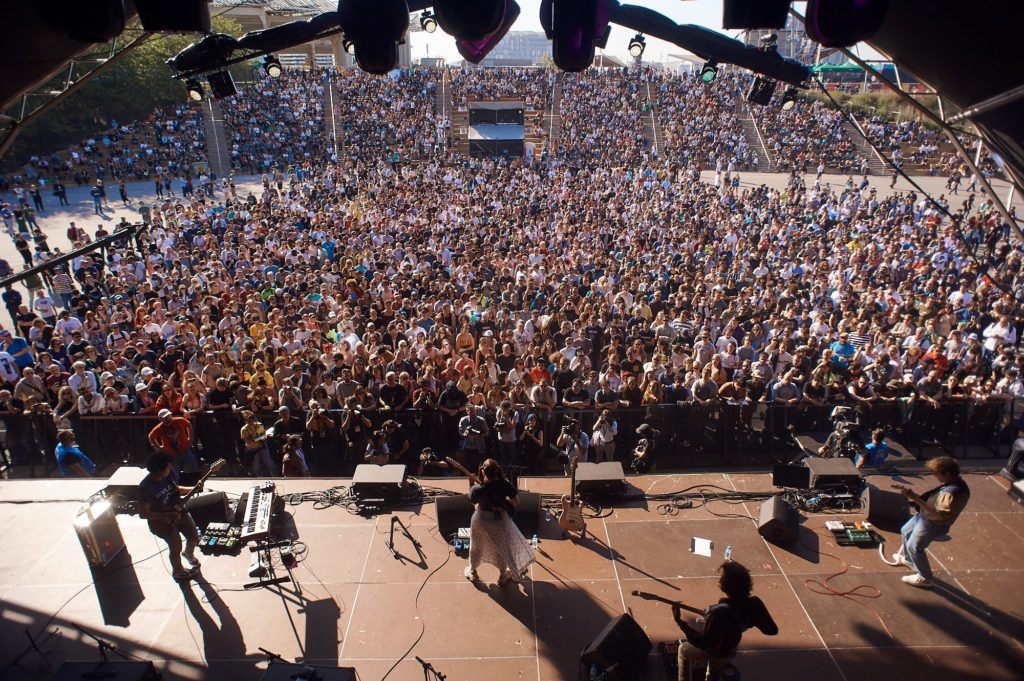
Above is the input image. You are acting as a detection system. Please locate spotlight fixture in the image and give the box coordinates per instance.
[628,33,646,58]
[456,0,521,64]
[185,78,205,102]
[263,55,283,77]
[337,0,408,74]
[206,70,237,99]
[723,0,790,29]
[420,10,437,33]
[745,75,776,106]
[780,86,799,111]
[541,0,610,72]
[135,0,211,33]
[699,61,718,83]
[806,0,890,47]
[343,39,355,55]
[434,0,506,41]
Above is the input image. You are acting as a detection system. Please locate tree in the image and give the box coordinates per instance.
[2,16,242,170]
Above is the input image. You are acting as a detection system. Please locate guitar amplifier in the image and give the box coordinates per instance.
[103,466,148,514]
[575,462,627,498]
[351,464,407,502]
[805,457,861,490]
[73,500,126,569]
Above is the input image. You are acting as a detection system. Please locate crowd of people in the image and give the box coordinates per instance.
[12,104,206,188]
[557,68,653,165]
[222,69,329,173]
[449,66,551,111]
[330,67,440,161]
[655,73,760,170]
[754,98,867,173]
[0,65,1020,480]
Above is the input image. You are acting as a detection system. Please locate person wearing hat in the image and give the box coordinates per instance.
[148,408,199,473]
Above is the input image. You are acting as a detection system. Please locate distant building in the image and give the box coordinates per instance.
[478,31,550,66]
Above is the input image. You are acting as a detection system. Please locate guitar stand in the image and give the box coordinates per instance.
[245,540,300,595]
[415,655,446,681]
[386,515,426,565]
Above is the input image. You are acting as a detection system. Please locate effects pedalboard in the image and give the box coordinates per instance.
[199,522,242,555]
[825,520,879,546]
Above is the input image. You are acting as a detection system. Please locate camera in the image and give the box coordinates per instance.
[495,418,509,430]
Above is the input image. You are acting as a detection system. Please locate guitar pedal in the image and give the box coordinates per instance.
[457,528,471,539]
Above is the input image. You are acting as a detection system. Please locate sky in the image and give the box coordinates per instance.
[407,0,885,65]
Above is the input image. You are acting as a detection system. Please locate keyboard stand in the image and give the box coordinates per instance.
[244,540,300,595]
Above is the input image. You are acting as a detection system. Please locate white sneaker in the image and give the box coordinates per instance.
[464,566,479,582]
[891,552,911,568]
[902,573,932,589]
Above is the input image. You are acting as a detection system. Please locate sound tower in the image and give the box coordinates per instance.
[757,496,799,547]
[579,613,652,678]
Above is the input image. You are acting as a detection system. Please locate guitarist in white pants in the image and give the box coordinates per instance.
[138,453,202,582]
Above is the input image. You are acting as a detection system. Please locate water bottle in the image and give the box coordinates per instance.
[531,534,539,549]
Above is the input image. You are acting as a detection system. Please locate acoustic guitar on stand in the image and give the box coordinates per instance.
[558,458,586,536]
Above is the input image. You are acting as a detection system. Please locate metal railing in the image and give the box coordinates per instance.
[1,397,1016,478]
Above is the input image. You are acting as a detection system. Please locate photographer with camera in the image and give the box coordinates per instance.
[417,447,451,477]
[305,400,338,475]
[494,400,519,468]
[459,403,490,472]
[556,418,590,469]
[519,412,545,473]
[342,395,372,473]
[591,409,618,463]
[816,405,865,461]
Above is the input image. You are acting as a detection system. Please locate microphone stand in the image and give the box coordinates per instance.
[74,624,133,663]
[415,655,446,681]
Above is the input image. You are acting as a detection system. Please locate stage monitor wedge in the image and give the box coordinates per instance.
[352,464,407,503]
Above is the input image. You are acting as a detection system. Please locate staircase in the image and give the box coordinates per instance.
[643,79,665,160]
[843,120,886,175]
[546,75,562,157]
[200,99,231,178]
[323,78,341,159]
[737,99,770,171]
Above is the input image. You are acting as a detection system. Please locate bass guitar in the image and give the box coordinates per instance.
[150,458,227,534]
[631,590,704,616]
[445,457,516,518]
[558,458,586,535]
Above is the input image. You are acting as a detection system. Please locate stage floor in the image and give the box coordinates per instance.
[1,468,1022,681]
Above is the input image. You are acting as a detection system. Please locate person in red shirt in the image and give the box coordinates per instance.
[149,408,199,473]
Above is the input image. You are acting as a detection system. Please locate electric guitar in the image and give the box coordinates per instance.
[445,457,516,518]
[149,458,227,533]
[631,590,704,616]
[891,483,920,510]
[558,458,586,535]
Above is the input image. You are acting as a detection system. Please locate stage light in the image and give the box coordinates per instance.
[135,0,211,33]
[434,0,505,41]
[759,32,778,51]
[185,78,205,102]
[263,55,283,77]
[420,11,437,33]
[723,0,790,29]
[167,33,240,76]
[206,70,237,99]
[628,33,646,58]
[338,0,409,74]
[806,0,890,47]
[343,39,355,55]
[700,61,718,83]
[456,0,521,64]
[780,86,799,110]
[746,75,776,106]
[541,0,610,72]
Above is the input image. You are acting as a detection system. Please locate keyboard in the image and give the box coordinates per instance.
[240,481,276,543]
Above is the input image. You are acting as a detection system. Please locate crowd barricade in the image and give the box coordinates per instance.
[0,398,1015,478]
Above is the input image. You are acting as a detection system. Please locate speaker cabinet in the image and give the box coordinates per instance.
[185,491,230,531]
[860,485,910,531]
[435,491,541,543]
[580,613,652,676]
[758,496,799,547]
[352,464,407,502]
[576,462,627,498]
[805,457,861,490]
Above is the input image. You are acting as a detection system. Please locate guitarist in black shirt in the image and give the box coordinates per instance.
[138,453,203,582]
[673,562,777,680]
